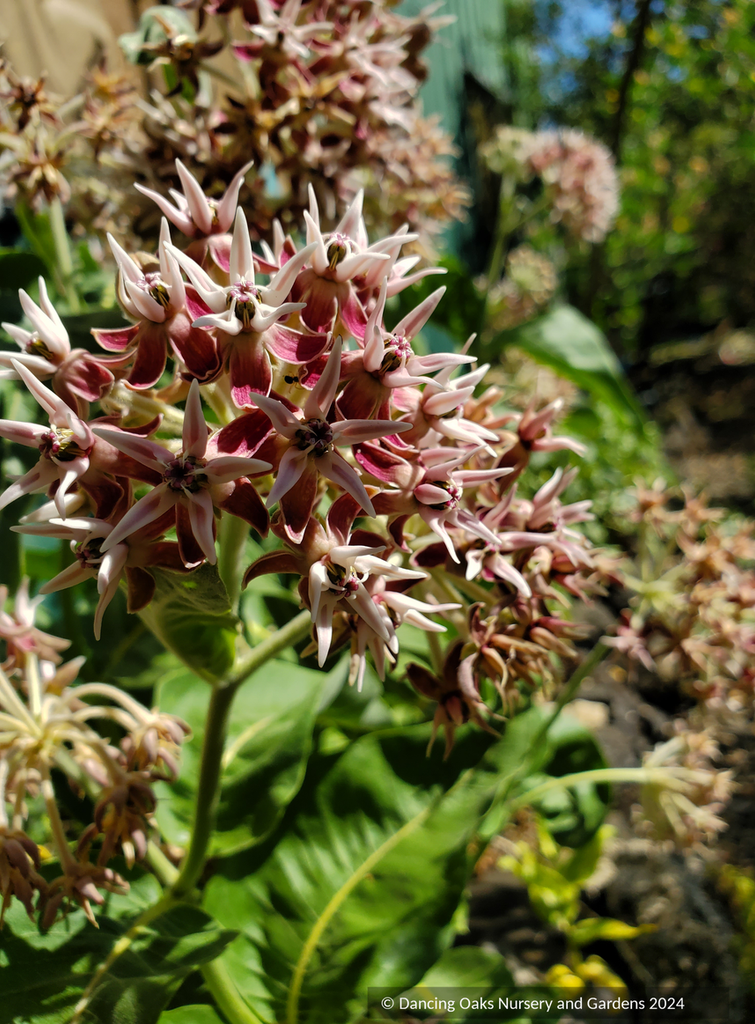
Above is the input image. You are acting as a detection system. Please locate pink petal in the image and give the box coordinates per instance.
[217,479,269,537]
[0,460,57,511]
[339,287,367,340]
[0,419,47,447]
[186,489,217,563]
[243,549,300,586]
[305,336,342,418]
[318,450,375,517]
[92,426,171,472]
[216,161,254,233]
[267,446,309,507]
[280,460,319,541]
[215,409,273,456]
[392,286,446,341]
[169,313,221,383]
[101,485,177,552]
[247,392,299,435]
[333,418,411,445]
[265,325,328,363]
[229,339,273,406]
[182,379,209,458]
[205,455,271,484]
[126,325,168,390]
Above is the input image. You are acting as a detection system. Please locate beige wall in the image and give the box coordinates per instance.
[0,0,143,93]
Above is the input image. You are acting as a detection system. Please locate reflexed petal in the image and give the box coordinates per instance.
[91,427,171,472]
[229,338,273,405]
[318,450,375,517]
[305,336,342,418]
[205,455,272,484]
[279,461,318,540]
[91,324,140,352]
[182,379,209,457]
[264,241,318,306]
[186,489,217,563]
[267,446,309,506]
[101,485,177,551]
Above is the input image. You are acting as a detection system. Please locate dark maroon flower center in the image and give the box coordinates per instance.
[295,418,333,457]
[76,537,104,568]
[162,455,207,493]
[38,427,86,462]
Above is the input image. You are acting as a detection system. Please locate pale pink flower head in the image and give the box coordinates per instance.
[293,186,417,336]
[1,279,115,415]
[0,359,94,517]
[172,210,323,404]
[93,380,271,565]
[135,158,253,239]
[526,129,619,243]
[249,337,412,540]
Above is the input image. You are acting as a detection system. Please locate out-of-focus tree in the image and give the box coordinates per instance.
[534,0,755,357]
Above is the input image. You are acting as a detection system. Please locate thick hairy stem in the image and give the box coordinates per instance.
[169,609,312,898]
[169,681,236,899]
[218,514,249,613]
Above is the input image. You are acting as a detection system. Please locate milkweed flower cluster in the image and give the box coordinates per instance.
[481,125,619,244]
[0,3,469,251]
[0,168,608,924]
[0,602,188,927]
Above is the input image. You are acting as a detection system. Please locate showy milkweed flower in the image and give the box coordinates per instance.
[93,380,270,564]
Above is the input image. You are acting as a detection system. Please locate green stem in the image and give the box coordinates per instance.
[145,841,179,887]
[507,765,681,813]
[218,514,249,613]
[49,196,80,313]
[169,681,237,899]
[225,609,312,690]
[478,641,610,840]
[169,609,312,899]
[202,959,265,1024]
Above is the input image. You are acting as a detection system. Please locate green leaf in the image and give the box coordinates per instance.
[419,944,514,988]
[493,305,645,428]
[0,874,235,1024]
[202,728,500,1024]
[569,917,651,947]
[159,1007,224,1024]
[154,658,332,856]
[137,564,240,682]
[399,946,557,1023]
[0,250,48,290]
[14,203,56,278]
[517,712,611,848]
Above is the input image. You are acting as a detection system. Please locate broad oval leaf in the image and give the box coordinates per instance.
[494,304,645,428]
[138,564,239,682]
